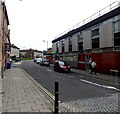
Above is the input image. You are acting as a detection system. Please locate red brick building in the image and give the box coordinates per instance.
[20,49,43,59]
[0,1,10,76]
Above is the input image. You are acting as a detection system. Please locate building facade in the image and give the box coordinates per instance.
[10,44,20,58]
[20,49,43,59]
[52,1,120,76]
[0,1,10,76]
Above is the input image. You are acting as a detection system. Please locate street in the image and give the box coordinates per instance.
[17,60,118,103]
[1,0,120,112]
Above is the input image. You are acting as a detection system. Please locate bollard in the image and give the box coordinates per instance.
[54,81,59,113]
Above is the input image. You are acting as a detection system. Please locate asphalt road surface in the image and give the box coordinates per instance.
[18,60,118,103]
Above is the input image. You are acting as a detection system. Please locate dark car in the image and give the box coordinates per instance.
[53,60,70,72]
[15,57,21,62]
[11,57,21,62]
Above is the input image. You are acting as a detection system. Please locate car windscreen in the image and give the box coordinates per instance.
[58,61,67,66]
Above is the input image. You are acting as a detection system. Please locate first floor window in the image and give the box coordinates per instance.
[61,41,64,52]
[92,28,99,37]
[114,21,120,33]
[78,42,83,50]
[68,38,72,52]
[92,37,99,49]
[114,32,120,46]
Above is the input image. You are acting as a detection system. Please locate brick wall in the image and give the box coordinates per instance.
[92,52,120,76]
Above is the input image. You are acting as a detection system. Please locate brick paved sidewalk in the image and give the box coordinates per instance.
[60,92,119,112]
[2,68,53,113]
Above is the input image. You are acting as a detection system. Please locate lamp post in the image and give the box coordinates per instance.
[43,40,48,51]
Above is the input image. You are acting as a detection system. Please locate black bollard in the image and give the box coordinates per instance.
[54,81,59,113]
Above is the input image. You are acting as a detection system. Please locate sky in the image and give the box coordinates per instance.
[5,0,118,51]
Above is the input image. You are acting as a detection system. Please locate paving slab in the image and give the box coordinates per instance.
[2,68,53,113]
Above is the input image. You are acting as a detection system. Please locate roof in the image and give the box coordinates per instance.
[20,49,43,53]
[11,44,20,49]
[2,2,9,25]
[52,6,120,43]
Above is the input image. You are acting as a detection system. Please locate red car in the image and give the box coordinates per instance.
[53,60,71,72]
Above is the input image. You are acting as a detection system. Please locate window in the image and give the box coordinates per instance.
[56,43,59,53]
[114,21,120,33]
[92,28,99,37]
[78,31,83,41]
[77,31,83,51]
[73,55,77,61]
[92,28,99,49]
[114,21,120,46]
[61,40,64,52]
[68,38,72,52]
[114,32,120,46]
[92,38,99,49]
[78,42,83,50]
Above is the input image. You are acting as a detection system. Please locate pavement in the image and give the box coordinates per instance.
[1,68,54,113]
[0,61,119,113]
[71,68,120,86]
[0,78,2,114]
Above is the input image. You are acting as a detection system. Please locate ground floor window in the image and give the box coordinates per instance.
[59,55,78,62]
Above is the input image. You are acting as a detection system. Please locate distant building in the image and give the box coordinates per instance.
[20,49,43,59]
[10,44,20,58]
[47,48,52,54]
[52,1,120,76]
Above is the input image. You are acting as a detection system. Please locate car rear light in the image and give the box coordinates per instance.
[68,66,70,68]
[60,65,70,68]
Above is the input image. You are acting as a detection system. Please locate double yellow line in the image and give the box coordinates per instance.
[21,68,55,101]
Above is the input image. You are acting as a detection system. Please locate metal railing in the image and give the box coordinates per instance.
[54,0,120,39]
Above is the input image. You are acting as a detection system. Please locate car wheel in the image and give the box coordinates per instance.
[68,69,71,73]
[58,69,61,73]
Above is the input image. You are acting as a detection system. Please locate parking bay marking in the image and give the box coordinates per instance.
[80,79,120,91]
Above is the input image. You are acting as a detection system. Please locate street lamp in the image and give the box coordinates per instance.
[43,40,48,51]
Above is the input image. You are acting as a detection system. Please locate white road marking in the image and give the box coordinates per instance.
[13,61,22,65]
[80,79,120,91]
[47,69,53,72]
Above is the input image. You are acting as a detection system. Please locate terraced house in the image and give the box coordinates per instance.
[52,0,120,76]
[0,1,10,77]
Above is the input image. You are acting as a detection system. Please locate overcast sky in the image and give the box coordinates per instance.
[5,0,118,51]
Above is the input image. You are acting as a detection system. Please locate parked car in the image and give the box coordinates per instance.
[11,57,21,62]
[15,57,21,62]
[40,59,50,66]
[36,58,42,64]
[34,58,37,62]
[53,60,70,72]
